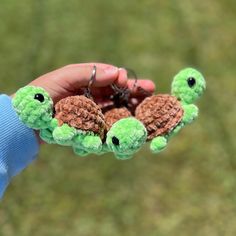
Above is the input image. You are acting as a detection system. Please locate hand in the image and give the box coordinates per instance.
[28,63,156,106]
[16,63,155,144]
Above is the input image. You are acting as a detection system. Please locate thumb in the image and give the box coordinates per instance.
[32,63,119,88]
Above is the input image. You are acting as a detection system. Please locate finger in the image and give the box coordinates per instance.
[114,68,128,87]
[65,63,129,88]
[63,62,118,69]
[127,79,156,96]
[60,64,120,88]
[90,79,155,102]
[33,63,119,89]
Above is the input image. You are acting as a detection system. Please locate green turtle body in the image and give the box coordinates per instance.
[135,68,206,153]
[13,86,105,156]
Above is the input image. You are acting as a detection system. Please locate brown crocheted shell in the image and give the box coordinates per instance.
[104,107,132,131]
[54,95,106,139]
[135,94,183,140]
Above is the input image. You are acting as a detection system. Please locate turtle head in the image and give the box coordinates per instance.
[106,117,147,160]
[12,86,53,129]
[171,68,206,104]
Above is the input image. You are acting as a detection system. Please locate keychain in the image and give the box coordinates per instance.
[12,66,206,159]
[135,67,206,153]
[103,68,149,159]
[13,66,106,156]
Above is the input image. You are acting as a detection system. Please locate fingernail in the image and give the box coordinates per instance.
[104,66,118,74]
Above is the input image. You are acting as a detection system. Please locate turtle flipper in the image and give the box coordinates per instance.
[52,124,76,146]
[114,153,133,160]
[97,144,110,155]
[81,135,102,153]
[150,136,168,153]
[73,146,89,157]
[39,118,59,144]
[73,133,102,154]
[39,128,56,144]
[182,104,198,124]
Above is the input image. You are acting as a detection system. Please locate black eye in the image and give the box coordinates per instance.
[187,77,196,88]
[112,136,120,146]
[34,93,45,102]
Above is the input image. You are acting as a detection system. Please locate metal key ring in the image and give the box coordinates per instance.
[84,65,96,99]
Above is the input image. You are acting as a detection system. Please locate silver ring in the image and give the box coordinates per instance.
[89,65,96,87]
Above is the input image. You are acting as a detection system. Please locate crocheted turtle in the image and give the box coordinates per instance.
[104,107,132,131]
[135,68,206,153]
[103,92,147,159]
[105,117,147,160]
[12,86,106,155]
[53,95,106,155]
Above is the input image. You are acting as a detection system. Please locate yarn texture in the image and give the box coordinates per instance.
[135,67,206,153]
[106,117,147,160]
[104,107,131,131]
[54,95,106,139]
[12,86,53,129]
[135,94,183,140]
[12,87,105,155]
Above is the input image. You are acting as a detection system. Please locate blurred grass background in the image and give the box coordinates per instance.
[0,0,236,235]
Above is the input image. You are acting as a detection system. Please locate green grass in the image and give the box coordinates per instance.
[0,0,236,235]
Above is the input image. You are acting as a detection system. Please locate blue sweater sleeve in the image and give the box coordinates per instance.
[0,95,39,198]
